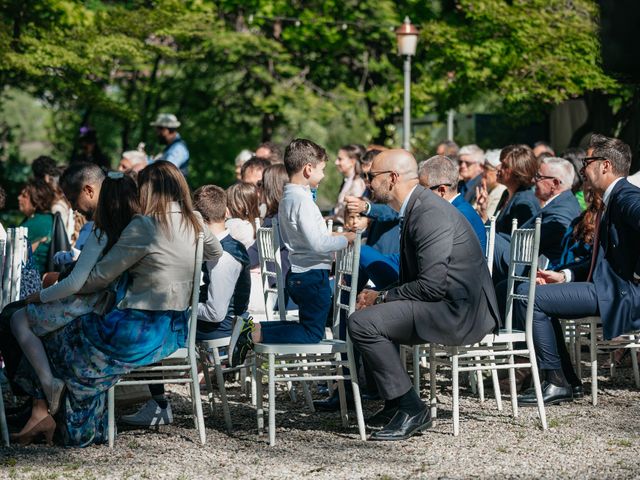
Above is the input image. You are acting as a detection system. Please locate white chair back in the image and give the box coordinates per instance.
[504,218,541,333]
[255,218,287,322]
[331,231,362,337]
[1,227,29,309]
[187,232,205,353]
[484,216,496,276]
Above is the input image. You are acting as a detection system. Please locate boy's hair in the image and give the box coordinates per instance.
[193,185,227,223]
[241,156,271,182]
[283,138,328,177]
[32,156,58,179]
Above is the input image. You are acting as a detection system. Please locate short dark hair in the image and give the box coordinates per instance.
[436,140,460,160]
[257,141,283,163]
[284,138,328,177]
[194,185,227,223]
[31,156,58,180]
[0,185,6,210]
[533,141,555,156]
[361,149,382,165]
[22,179,55,212]
[241,156,271,182]
[589,133,632,176]
[59,162,105,199]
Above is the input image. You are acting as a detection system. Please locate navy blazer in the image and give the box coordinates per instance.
[494,186,540,234]
[569,179,640,339]
[452,194,487,253]
[459,174,483,204]
[364,202,400,255]
[493,189,580,283]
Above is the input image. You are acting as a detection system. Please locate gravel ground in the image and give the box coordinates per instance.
[1,366,640,480]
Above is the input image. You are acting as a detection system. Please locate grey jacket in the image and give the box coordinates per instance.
[386,186,500,346]
[79,204,223,311]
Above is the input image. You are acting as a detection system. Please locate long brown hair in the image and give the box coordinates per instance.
[261,164,289,217]
[226,182,260,230]
[500,144,537,188]
[137,161,202,240]
[94,173,140,253]
[572,190,603,245]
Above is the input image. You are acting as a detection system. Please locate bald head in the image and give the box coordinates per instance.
[368,149,419,210]
[372,149,418,180]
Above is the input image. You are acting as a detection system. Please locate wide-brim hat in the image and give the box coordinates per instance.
[150,113,181,128]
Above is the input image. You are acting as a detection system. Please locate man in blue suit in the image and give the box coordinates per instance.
[419,155,487,253]
[492,157,581,285]
[518,134,640,406]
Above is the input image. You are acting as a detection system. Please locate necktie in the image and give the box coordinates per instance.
[587,208,604,282]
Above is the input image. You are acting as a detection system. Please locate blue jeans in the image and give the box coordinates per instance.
[260,269,331,344]
[359,246,400,290]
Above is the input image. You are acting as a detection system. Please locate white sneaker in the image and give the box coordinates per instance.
[120,399,173,426]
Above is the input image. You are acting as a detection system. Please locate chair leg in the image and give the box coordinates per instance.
[347,338,366,441]
[190,357,206,445]
[108,387,116,448]
[212,348,232,433]
[255,358,264,434]
[508,347,517,417]
[268,353,276,446]
[632,346,640,389]
[199,349,216,416]
[413,345,420,393]
[528,349,547,430]
[429,344,437,419]
[452,347,460,436]
[301,356,315,412]
[335,354,348,428]
[251,355,257,407]
[590,321,598,406]
[0,384,9,446]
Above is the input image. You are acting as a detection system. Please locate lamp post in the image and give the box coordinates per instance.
[395,16,419,151]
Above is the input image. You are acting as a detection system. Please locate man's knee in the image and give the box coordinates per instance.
[347,309,374,341]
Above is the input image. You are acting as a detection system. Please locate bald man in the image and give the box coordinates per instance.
[348,150,500,441]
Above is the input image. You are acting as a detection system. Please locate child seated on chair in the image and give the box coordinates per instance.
[229,139,354,365]
[194,185,251,340]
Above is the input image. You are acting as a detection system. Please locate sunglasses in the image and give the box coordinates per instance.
[365,170,394,182]
[533,172,557,182]
[582,156,606,169]
[429,183,453,191]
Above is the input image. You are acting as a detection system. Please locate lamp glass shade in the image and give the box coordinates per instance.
[397,35,418,56]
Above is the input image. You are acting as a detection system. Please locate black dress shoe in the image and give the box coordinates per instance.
[572,383,584,399]
[518,381,573,407]
[369,406,432,441]
[313,392,355,412]
[365,407,398,430]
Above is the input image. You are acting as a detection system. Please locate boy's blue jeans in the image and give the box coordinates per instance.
[260,269,331,344]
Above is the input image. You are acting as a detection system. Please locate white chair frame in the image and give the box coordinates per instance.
[0,382,8,446]
[1,228,29,309]
[107,233,206,447]
[429,218,547,435]
[251,227,367,445]
[562,316,640,406]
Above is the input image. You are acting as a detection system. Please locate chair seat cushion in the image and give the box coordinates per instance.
[253,339,347,355]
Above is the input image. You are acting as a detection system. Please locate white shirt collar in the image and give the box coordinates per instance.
[399,185,419,219]
[449,193,461,204]
[541,192,562,208]
[603,177,624,207]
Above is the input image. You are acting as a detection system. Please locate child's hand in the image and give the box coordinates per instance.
[342,231,356,244]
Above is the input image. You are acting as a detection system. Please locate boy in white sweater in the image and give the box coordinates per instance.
[230,139,353,365]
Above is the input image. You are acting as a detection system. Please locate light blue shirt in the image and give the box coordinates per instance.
[161,134,189,175]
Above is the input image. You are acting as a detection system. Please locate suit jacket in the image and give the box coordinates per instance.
[568,179,640,339]
[494,187,540,235]
[385,186,500,345]
[459,174,483,204]
[452,194,487,254]
[493,189,581,282]
[79,203,223,311]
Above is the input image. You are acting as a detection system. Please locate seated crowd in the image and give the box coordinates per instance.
[0,132,639,447]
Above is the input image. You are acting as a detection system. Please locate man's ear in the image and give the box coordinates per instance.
[437,185,447,198]
[225,207,231,220]
[84,184,95,199]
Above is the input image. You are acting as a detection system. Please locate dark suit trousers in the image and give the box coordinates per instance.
[515,282,599,370]
[348,301,425,400]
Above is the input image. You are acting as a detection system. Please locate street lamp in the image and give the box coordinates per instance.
[395,16,419,151]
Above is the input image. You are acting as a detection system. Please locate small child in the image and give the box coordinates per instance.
[229,139,354,365]
[194,185,251,340]
[225,182,260,249]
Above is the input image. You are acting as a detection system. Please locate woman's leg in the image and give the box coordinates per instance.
[14,399,49,436]
[10,308,54,392]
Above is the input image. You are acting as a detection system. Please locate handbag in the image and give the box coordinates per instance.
[20,238,42,299]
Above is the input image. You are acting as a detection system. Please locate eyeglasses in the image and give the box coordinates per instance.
[582,156,606,169]
[429,183,453,191]
[459,160,478,167]
[533,172,557,183]
[365,170,394,182]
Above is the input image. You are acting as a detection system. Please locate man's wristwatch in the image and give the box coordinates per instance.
[363,200,372,216]
[375,290,387,304]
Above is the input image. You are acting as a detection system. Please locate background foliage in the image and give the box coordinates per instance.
[0,0,634,208]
